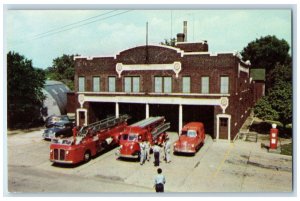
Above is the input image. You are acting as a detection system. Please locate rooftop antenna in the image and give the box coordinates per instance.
[171,10,173,40]
[146,21,149,64]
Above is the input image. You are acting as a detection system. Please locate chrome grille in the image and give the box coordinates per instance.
[53,149,66,160]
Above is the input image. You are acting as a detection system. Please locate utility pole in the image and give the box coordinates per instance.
[146,21,149,64]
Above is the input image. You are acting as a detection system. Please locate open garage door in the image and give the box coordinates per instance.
[119,103,145,125]
[183,105,214,138]
[149,104,178,132]
[89,102,115,122]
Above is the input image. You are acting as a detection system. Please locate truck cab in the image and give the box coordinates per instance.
[173,122,205,155]
[117,116,169,159]
[118,127,146,158]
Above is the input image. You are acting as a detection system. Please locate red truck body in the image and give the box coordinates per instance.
[173,122,205,154]
[117,116,170,159]
[49,115,130,164]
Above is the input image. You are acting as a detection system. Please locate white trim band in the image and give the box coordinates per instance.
[116,62,182,78]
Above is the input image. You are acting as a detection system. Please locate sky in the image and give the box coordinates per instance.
[5,9,292,69]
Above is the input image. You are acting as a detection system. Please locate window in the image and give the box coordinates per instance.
[154,76,172,93]
[132,77,140,92]
[78,77,85,92]
[187,130,197,137]
[220,76,229,94]
[124,76,140,92]
[108,77,116,92]
[93,77,100,92]
[182,76,191,93]
[124,77,131,92]
[164,77,172,93]
[201,76,209,94]
[155,77,162,93]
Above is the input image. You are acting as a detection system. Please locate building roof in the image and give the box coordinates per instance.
[250,69,266,81]
[44,80,70,114]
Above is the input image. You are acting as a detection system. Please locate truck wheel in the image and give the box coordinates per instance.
[84,151,91,162]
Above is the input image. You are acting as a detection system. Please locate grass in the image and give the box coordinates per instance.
[280,143,293,156]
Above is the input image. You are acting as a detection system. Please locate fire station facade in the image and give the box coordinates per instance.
[73,41,260,141]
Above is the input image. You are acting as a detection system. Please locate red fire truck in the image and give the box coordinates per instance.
[116,116,170,159]
[173,122,205,155]
[50,114,130,164]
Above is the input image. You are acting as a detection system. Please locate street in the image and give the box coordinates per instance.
[6,128,293,194]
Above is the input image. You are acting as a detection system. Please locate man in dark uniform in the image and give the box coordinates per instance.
[153,144,161,166]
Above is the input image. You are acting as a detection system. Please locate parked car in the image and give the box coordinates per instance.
[45,115,74,128]
[173,122,205,155]
[42,121,73,140]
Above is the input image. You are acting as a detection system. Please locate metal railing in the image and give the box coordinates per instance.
[151,122,170,139]
[77,114,131,137]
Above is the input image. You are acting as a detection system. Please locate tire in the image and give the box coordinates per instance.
[84,151,91,162]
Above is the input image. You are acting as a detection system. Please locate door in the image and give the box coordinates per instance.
[219,117,228,139]
[79,111,86,127]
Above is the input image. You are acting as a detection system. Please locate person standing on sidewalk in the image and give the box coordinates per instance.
[145,140,151,162]
[139,140,146,165]
[153,143,161,166]
[153,168,166,193]
[164,137,171,163]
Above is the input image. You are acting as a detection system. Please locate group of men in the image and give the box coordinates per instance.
[139,137,172,166]
[138,136,172,193]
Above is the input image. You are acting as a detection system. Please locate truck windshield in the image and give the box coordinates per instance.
[128,134,138,141]
[187,130,197,137]
[121,133,138,141]
[51,138,73,145]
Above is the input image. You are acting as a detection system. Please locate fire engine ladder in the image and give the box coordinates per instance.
[77,114,130,137]
[151,122,170,139]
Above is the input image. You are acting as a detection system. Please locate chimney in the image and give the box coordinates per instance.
[183,21,187,42]
[176,33,185,42]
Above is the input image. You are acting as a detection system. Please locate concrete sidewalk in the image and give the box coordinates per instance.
[177,138,292,192]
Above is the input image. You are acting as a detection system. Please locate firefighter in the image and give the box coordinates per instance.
[145,140,151,162]
[72,126,77,143]
[139,140,146,165]
[153,143,161,166]
[153,168,166,193]
[164,137,171,163]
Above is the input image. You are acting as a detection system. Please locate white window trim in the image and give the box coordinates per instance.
[76,108,88,126]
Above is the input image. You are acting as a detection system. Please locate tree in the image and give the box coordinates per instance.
[241,35,291,91]
[241,35,290,72]
[267,63,292,86]
[45,54,76,90]
[253,64,292,131]
[7,51,46,128]
[267,82,292,129]
[160,38,176,47]
[253,96,279,121]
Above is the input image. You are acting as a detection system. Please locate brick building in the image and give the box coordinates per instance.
[70,32,264,142]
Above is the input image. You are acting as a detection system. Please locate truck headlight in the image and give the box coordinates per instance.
[130,145,133,149]
[191,144,195,148]
[174,143,177,146]
[120,145,123,149]
[50,149,53,153]
[65,151,69,155]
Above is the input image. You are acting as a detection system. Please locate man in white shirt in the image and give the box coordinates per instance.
[164,137,171,163]
[154,168,166,192]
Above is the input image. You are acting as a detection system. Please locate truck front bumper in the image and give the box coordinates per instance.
[118,154,139,159]
[50,159,74,164]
